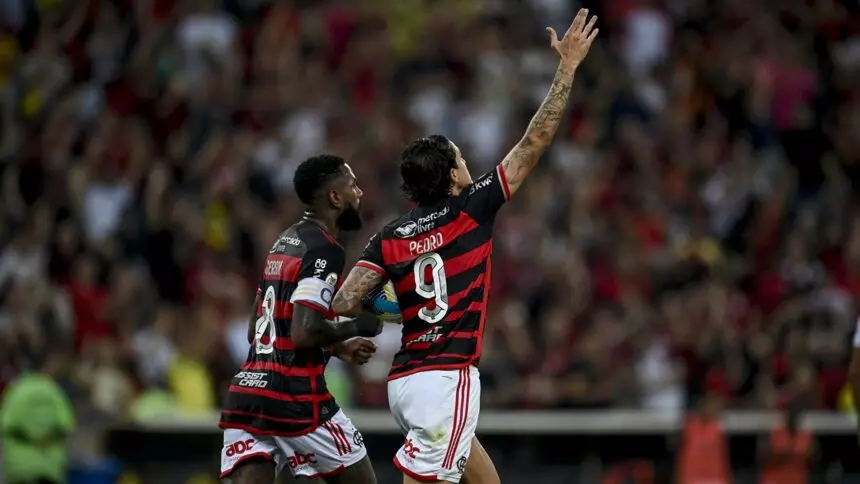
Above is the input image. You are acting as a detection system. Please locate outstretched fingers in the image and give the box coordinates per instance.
[546,27,559,47]
[582,14,598,37]
[567,8,588,37]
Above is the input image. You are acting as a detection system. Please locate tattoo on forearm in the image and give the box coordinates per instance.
[332,267,384,316]
[502,66,574,191]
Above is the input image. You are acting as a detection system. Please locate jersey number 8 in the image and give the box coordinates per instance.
[255,286,277,354]
[414,252,449,324]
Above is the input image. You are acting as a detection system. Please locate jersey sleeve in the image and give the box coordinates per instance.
[460,164,511,223]
[356,233,387,279]
[289,244,345,313]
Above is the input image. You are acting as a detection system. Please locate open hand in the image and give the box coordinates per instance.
[336,337,378,365]
[547,8,599,69]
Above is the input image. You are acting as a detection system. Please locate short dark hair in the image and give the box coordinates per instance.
[400,135,457,206]
[293,155,346,205]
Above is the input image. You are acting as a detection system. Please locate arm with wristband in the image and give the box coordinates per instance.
[290,245,382,348]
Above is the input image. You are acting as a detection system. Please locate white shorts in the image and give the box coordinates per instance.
[219,410,367,479]
[388,366,480,483]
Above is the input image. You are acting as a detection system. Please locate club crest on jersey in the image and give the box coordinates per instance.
[394,221,419,239]
[325,273,338,286]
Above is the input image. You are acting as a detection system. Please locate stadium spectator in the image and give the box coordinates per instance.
[0,0,857,428]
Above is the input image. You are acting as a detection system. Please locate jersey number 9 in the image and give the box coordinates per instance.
[414,252,449,324]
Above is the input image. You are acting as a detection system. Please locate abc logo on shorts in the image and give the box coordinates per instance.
[225,439,255,457]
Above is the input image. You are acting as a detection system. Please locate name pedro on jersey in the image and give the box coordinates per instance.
[409,233,444,256]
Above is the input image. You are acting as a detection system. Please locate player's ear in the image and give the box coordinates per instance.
[327,189,343,209]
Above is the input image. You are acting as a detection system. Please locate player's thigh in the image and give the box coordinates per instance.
[221,428,283,481]
[461,438,500,484]
[409,440,498,484]
[388,366,481,484]
[323,455,377,484]
[276,410,369,480]
[221,457,276,484]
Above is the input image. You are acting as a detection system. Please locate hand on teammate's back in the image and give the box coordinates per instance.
[546,8,599,70]
[338,337,378,365]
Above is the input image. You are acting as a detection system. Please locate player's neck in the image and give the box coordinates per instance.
[302,211,338,238]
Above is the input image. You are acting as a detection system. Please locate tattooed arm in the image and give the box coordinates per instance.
[331,266,385,317]
[292,264,385,347]
[501,9,598,197]
[287,245,381,349]
[501,67,573,196]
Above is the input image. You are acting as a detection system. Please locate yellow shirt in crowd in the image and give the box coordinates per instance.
[167,356,215,415]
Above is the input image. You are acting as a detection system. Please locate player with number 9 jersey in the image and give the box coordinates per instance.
[357,163,507,379]
[332,9,600,481]
[344,137,510,484]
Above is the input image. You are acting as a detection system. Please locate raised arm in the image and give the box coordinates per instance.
[501,8,598,197]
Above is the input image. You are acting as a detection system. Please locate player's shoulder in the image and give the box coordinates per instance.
[461,166,502,200]
[269,220,342,256]
[377,201,461,241]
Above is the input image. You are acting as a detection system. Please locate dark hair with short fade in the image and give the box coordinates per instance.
[293,154,346,205]
[400,135,458,206]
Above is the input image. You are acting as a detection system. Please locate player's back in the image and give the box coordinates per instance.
[219,220,343,435]
[358,166,510,379]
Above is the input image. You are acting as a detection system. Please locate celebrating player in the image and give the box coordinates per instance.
[219,155,382,484]
[331,9,599,484]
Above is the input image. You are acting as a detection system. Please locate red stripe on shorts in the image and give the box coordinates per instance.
[443,368,470,469]
[335,423,352,454]
[323,421,345,456]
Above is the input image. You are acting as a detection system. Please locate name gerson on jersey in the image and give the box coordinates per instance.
[219,220,345,436]
[358,166,511,379]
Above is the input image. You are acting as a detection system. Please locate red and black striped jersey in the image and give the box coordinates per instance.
[219,219,344,436]
[358,165,511,380]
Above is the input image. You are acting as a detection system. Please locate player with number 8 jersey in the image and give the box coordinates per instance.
[219,155,381,484]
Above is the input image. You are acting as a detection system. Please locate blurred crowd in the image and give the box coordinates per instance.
[0,0,859,426]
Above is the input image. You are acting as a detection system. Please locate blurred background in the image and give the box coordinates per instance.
[0,0,859,482]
